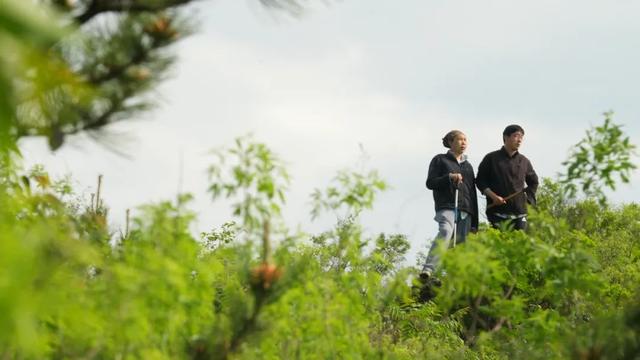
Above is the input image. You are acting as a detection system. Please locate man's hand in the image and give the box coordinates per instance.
[490,194,506,206]
[484,188,506,206]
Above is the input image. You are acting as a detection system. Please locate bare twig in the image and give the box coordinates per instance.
[95,174,103,211]
[125,208,130,238]
[504,282,516,299]
[262,219,271,263]
[491,317,507,332]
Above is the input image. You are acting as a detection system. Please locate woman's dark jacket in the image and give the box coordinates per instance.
[426,152,479,231]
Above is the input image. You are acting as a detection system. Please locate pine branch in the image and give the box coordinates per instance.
[259,0,306,17]
[13,0,313,151]
[86,16,178,85]
[76,0,196,24]
[13,10,181,150]
[14,78,135,148]
[87,43,150,84]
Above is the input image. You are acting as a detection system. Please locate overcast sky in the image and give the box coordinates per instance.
[19,0,640,265]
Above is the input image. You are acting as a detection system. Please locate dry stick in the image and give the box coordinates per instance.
[503,282,516,300]
[491,317,507,332]
[466,294,483,343]
[490,282,517,332]
[262,219,271,263]
[224,294,267,359]
[125,209,130,239]
[486,190,524,209]
[95,174,103,211]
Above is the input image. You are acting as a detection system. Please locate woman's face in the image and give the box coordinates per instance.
[450,133,467,154]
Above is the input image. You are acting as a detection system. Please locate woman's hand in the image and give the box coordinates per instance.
[449,173,463,185]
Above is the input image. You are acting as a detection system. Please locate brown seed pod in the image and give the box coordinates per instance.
[250,262,282,290]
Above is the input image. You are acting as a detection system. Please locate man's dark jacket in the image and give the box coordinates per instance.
[426,152,479,231]
[476,147,539,216]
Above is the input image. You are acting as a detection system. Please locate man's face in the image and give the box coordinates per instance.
[451,133,468,154]
[504,131,523,151]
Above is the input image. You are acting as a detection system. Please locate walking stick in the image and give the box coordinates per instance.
[487,189,524,209]
[452,187,459,248]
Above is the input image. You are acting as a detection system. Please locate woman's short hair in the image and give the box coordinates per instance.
[442,130,464,148]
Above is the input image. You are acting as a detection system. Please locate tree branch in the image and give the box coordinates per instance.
[491,317,507,332]
[87,44,150,84]
[503,282,516,300]
[76,0,195,24]
[259,0,305,17]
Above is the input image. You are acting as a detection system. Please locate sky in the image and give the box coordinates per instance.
[19,0,640,265]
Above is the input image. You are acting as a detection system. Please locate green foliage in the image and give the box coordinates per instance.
[311,167,387,220]
[2,129,640,358]
[0,0,68,153]
[3,20,640,355]
[9,2,640,359]
[0,1,64,45]
[201,221,238,252]
[368,233,411,276]
[207,135,290,240]
[15,6,193,149]
[0,168,100,357]
[436,215,602,354]
[560,111,637,205]
[535,177,569,218]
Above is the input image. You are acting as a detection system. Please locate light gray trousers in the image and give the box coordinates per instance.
[422,209,471,274]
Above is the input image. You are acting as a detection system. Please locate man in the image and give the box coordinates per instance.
[476,125,538,230]
[422,130,478,279]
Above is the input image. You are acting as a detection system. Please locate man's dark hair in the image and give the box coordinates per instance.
[503,125,524,137]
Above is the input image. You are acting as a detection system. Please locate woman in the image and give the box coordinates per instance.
[421,130,478,279]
